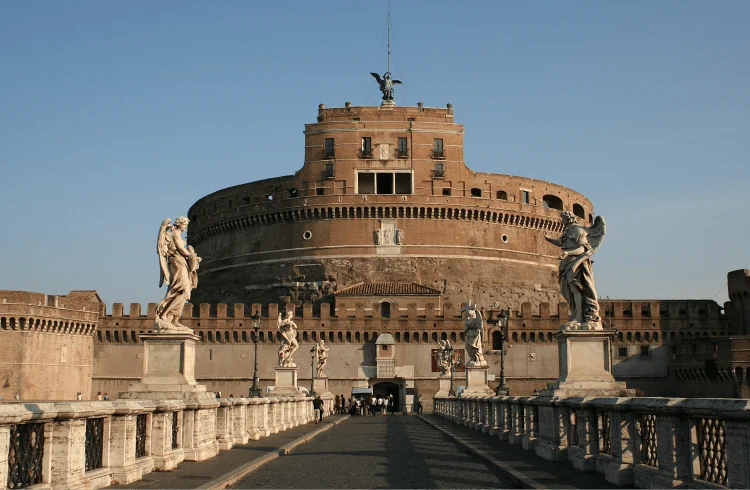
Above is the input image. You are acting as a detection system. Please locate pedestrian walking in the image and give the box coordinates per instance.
[417,393,424,414]
[312,396,322,423]
[383,396,389,416]
[334,394,341,414]
[96,392,103,401]
[76,392,82,400]
[14,392,20,401]
[389,394,395,414]
[103,393,109,401]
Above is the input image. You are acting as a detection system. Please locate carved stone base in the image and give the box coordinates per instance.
[313,377,330,395]
[271,366,299,396]
[541,329,635,397]
[463,366,494,396]
[435,377,453,397]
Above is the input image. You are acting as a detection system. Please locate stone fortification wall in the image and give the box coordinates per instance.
[0,291,99,400]
[93,298,730,400]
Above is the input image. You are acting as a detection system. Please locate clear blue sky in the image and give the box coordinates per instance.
[1,1,748,308]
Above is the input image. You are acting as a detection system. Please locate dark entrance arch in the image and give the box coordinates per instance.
[372,381,400,414]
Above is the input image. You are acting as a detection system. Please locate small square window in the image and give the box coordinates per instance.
[316,188,325,196]
[442,188,451,196]
[618,347,628,358]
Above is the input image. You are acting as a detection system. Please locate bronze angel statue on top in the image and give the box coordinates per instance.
[544,211,606,331]
[155,217,201,333]
[371,71,402,102]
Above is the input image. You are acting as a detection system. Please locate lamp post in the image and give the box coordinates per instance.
[248,312,263,398]
[447,345,456,396]
[309,345,316,397]
[495,306,510,396]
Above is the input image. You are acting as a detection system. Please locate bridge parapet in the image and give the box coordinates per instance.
[433,394,750,488]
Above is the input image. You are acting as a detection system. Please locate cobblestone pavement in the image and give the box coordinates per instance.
[232,415,516,489]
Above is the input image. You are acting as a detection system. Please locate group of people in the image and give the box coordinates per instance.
[94,391,109,401]
[337,394,395,416]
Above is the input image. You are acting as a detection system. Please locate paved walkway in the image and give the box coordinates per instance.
[231,414,516,489]
[113,416,348,490]
[421,415,623,489]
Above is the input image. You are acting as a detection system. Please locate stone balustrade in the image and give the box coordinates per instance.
[434,395,750,489]
[1,396,312,490]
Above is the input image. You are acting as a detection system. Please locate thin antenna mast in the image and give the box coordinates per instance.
[387,5,391,75]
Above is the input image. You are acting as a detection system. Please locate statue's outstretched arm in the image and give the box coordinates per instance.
[543,233,563,247]
[561,245,586,258]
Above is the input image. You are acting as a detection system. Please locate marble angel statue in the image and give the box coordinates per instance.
[316,339,329,377]
[277,311,299,367]
[155,217,201,333]
[463,300,487,367]
[544,211,606,330]
[435,339,453,376]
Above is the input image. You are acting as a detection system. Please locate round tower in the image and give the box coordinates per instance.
[187,103,594,309]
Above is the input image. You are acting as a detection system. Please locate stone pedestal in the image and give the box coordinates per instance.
[119,332,219,462]
[270,366,299,396]
[435,376,453,397]
[463,366,495,396]
[541,329,635,397]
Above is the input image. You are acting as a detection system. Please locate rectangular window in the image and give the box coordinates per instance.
[434,163,444,178]
[324,163,334,179]
[316,187,325,196]
[395,173,412,194]
[522,190,530,204]
[324,138,335,158]
[397,137,408,157]
[376,173,393,194]
[640,346,650,357]
[361,137,372,157]
[358,173,375,194]
[433,138,444,159]
[618,347,628,358]
[442,187,452,196]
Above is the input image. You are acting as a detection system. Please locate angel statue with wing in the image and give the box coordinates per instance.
[370,71,402,102]
[463,300,487,367]
[435,339,453,376]
[155,217,201,333]
[544,211,606,330]
[277,311,299,367]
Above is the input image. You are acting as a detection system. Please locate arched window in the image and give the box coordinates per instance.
[113,331,120,342]
[346,332,351,342]
[492,331,503,350]
[511,332,518,342]
[470,188,482,198]
[422,333,428,343]
[496,190,508,200]
[432,332,438,342]
[381,302,391,318]
[542,195,563,211]
[242,331,247,342]
[450,332,457,342]
[97,331,103,342]
[573,203,585,219]
[355,332,360,342]
[233,331,239,342]
[105,331,111,342]
[364,332,369,342]
[131,331,137,343]
[394,332,400,342]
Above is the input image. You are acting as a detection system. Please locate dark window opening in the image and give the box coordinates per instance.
[316,188,325,196]
[381,302,391,318]
[358,173,375,194]
[288,188,299,198]
[376,173,393,194]
[324,138,335,158]
[521,191,530,204]
[442,188,451,196]
[470,188,482,198]
[542,194,563,210]
[618,347,629,358]
[433,163,444,178]
[496,190,508,200]
[573,203,585,219]
[433,138,444,159]
[395,173,411,194]
[324,163,334,179]
[397,137,408,157]
[492,330,503,350]
[361,137,373,158]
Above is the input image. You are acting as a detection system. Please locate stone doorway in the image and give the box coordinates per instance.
[372,381,400,414]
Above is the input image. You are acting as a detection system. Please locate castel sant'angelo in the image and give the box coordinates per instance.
[2,72,750,409]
